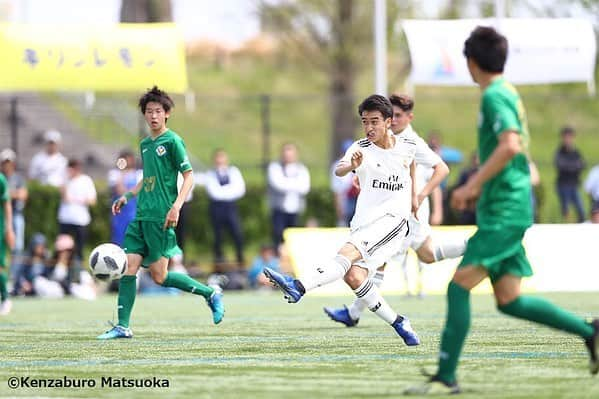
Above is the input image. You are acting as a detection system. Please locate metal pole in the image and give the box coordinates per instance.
[374,0,387,96]
[260,94,271,176]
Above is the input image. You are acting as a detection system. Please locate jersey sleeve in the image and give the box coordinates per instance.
[483,92,520,136]
[171,136,192,173]
[413,136,442,169]
[0,175,8,203]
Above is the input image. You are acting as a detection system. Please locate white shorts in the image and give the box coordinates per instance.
[348,213,410,273]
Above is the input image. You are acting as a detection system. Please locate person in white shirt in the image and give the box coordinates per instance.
[205,149,246,265]
[331,139,359,227]
[58,159,97,261]
[584,164,599,223]
[267,143,310,250]
[28,130,68,187]
[263,95,438,346]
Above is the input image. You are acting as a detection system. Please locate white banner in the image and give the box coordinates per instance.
[401,18,597,86]
[284,224,599,296]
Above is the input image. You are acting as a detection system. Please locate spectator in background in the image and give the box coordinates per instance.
[28,129,67,187]
[555,126,585,223]
[205,149,246,265]
[454,152,479,225]
[10,233,49,296]
[529,160,541,222]
[108,150,142,246]
[331,139,359,227]
[0,149,28,254]
[33,234,96,300]
[584,162,599,223]
[267,143,310,249]
[58,159,97,262]
[248,244,280,289]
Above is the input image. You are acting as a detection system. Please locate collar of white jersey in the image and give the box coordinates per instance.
[394,124,414,136]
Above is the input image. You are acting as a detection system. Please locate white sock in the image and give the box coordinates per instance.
[353,277,397,324]
[432,238,468,262]
[299,254,351,292]
[347,270,385,320]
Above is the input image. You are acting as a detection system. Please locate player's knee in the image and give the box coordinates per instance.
[150,270,166,285]
[343,270,363,290]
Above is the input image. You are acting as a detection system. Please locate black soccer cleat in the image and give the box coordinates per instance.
[585,318,599,375]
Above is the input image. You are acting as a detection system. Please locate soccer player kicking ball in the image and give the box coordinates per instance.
[324,94,466,327]
[404,26,599,395]
[264,95,423,346]
[97,86,224,340]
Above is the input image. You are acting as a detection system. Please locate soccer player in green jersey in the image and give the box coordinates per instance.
[0,172,15,316]
[405,26,599,395]
[98,86,224,339]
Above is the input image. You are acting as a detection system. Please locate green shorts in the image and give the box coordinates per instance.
[123,220,182,267]
[459,227,533,284]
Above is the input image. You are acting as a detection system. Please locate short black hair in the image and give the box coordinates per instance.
[561,125,575,136]
[463,26,508,73]
[138,86,174,114]
[358,95,393,120]
[389,94,414,113]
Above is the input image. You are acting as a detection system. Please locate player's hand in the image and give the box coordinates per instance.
[5,228,15,251]
[451,183,480,211]
[430,210,443,226]
[112,196,127,215]
[350,150,363,169]
[163,205,180,230]
[411,192,421,219]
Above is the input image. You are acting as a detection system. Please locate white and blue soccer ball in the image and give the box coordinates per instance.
[88,243,128,281]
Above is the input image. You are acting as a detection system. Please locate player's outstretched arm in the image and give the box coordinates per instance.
[452,130,520,210]
[163,169,193,230]
[112,179,143,215]
[418,161,449,204]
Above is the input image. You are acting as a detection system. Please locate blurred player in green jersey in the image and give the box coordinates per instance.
[405,26,599,395]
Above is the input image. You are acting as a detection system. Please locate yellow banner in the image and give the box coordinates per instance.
[0,23,188,92]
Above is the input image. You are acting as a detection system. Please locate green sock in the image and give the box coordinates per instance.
[498,295,594,339]
[0,270,7,302]
[162,272,214,299]
[437,281,471,384]
[117,275,137,329]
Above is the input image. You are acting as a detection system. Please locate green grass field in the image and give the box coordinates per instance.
[1,291,598,398]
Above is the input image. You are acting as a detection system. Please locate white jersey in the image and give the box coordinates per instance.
[397,125,442,223]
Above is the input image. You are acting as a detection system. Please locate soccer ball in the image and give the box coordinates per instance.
[88,243,128,281]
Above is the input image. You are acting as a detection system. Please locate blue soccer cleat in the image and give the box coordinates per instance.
[323,306,359,327]
[206,291,225,325]
[263,267,303,303]
[392,316,420,346]
[97,324,133,340]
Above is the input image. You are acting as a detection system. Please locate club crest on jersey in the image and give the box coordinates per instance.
[156,145,167,157]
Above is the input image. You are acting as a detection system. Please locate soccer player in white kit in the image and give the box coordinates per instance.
[264,95,426,345]
[324,94,467,327]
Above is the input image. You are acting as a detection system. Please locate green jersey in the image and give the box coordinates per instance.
[0,173,6,228]
[136,129,192,222]
[476,77,532,229]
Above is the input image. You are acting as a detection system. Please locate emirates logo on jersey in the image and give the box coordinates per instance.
[156,145,167,157]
